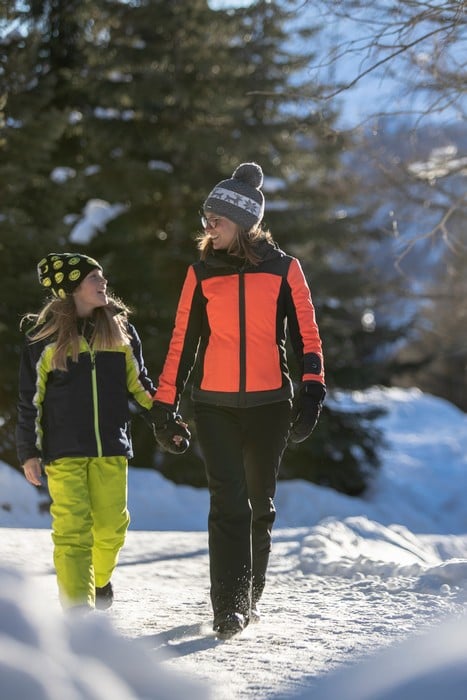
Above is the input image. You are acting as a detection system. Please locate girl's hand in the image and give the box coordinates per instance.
[22,457,43,486]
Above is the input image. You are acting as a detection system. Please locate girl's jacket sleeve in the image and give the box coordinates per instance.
[285,258,325,386]
[16,340,42,465]
[155,266,203,410]
[126,323,157,406]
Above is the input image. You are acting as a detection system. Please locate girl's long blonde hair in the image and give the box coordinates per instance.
[197,222,273,265]
[21,294,132,371]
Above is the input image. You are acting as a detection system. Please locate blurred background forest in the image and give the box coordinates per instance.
[1,0,465,496]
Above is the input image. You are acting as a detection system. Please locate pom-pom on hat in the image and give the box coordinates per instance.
[203,162,265,230]
[37,253,102,299]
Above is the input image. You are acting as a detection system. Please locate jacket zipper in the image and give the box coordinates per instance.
[87,342,103,457]
[238,271,247,404]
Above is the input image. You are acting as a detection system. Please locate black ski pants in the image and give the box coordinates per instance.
[194,400,292,622]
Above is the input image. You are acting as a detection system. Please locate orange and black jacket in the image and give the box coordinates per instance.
[156,240,325,410]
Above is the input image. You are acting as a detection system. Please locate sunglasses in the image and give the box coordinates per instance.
[200,215,222,230]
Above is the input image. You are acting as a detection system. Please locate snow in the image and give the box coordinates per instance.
[2,386,467,699]
[408,145,467,181]
[50,166,77,184]
[69,199,128,244]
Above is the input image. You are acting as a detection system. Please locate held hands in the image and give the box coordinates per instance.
[151,404,191,455]
[290,382,326,443]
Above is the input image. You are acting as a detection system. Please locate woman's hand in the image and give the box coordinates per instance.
[150,404,191,454]
[22,457,43,486]
[290,382,326,443]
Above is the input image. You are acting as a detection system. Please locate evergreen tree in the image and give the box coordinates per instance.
[1,0,404,494]
[396,243,467,413]
[0,0,101,464]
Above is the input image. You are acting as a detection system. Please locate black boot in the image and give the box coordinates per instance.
[95,581,113,610]
[213,611,246,639]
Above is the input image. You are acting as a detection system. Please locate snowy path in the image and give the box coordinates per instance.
[3,527,467,699]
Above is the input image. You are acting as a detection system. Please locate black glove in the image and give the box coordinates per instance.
[290,382,326,443]
[151,404,191,455]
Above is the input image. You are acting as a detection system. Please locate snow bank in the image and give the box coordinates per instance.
[304,612,467,700]
[0,464,50,528]
[4,387,467,536]
[299,516,441,577]
[0,565,210,700]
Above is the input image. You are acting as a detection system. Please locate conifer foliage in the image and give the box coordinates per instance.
[1,0,398,494]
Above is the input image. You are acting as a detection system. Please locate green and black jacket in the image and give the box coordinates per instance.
[16,321,156,465]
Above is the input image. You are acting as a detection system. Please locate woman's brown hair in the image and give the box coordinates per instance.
[196,222,273,266]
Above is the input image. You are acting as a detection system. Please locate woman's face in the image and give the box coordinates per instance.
[202,213,238,250]
[73,269,108,317]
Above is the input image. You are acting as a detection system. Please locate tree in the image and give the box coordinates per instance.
[299,0,466,244]
[395,226,467,412]
[287,1,466,417]
[309,0,466,123]
[1,0,404,494]
[0,0,102,464]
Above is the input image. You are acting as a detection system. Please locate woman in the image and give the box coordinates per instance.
[154,163,326,638]
[17,253,189,611]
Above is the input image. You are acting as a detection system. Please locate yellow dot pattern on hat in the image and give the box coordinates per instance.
[69,269,82,282]
[38,253,101,298]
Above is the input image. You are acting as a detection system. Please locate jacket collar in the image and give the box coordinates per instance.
[204,239,283,271]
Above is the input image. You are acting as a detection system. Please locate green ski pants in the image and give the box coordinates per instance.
[45,456,130,609]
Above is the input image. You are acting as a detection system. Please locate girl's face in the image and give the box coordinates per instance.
[202,213,238,250]
[73,269,108,317]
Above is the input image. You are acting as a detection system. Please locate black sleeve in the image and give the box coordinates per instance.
[16,341,42,464]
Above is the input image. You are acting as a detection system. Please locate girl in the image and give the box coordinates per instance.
[154,163,326,638]
[17,253,188,611]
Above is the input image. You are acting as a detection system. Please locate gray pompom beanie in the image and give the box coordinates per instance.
[203,162,265,230]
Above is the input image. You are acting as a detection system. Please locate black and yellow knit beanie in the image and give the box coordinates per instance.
[37,253,102,299]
